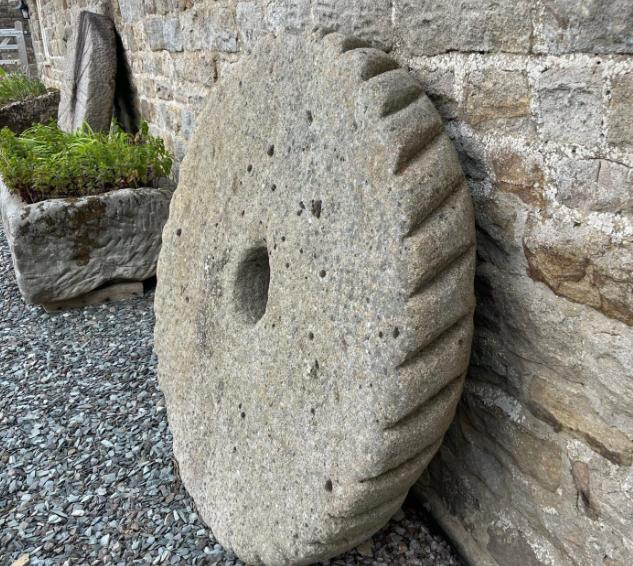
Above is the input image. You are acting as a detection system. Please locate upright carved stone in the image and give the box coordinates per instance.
[155,33,476,565]
[58,11,116,133]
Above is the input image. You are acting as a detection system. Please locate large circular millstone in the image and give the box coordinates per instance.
[155,32,476,566]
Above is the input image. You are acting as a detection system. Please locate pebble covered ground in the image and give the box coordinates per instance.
[0,225,463,566]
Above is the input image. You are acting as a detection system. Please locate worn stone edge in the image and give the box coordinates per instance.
[0,177,171,304]
[412,485,499,566]
[41,281,145,312]
[0,90,60,113]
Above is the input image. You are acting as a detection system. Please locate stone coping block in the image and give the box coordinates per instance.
[0,91,60,134]
[0,179,172,304]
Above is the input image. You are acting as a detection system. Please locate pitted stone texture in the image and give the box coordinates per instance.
[154,33,475,566]
[0,181,171,304]
[57,11,116,133]
[0,91,60,134]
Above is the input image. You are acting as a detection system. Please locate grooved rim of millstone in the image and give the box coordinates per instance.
[155,32,476,566]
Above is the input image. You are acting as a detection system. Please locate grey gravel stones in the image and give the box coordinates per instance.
[0,223,463,566]
[155,33,475,565]
[0,180,172,304]
[57,11,117,133]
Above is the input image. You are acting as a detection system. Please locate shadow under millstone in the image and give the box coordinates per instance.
[324,494,465,566]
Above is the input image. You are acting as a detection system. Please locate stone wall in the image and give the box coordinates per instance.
[28,2,633,565]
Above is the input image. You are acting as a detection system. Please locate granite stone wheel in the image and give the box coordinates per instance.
[155,32,476,566]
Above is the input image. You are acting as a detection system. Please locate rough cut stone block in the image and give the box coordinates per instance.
[461,68,532,134]
[607,72,633,147]
[536,0,633,54]
[528,377,633,466]
[311,1,394,49]
[265,0,310,32]
[42,281,144,312]
[537,64,603,146]
[0,180,172,304]
[236,2,266,51]
[155,33,475,565]
[58,11,117,133]
[396,0,532,56]
[118,0,144,23]
[145,16,183,52]
[524,213,633,326]
[181,8,238,53]
[490,148,545,208]
[555,158,633,214]
[0,91,60,134]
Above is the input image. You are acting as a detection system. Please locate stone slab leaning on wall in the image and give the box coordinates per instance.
[57,10,117,133]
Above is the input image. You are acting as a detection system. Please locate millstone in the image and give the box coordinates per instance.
[58,11,116,133]
[155,32,476,566]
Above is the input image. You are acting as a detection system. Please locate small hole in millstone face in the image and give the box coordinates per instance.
[325,479,333,492]
[234,245,271,324]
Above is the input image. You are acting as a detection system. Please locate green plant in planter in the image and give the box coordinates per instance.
[0,68,47,105]
[0,121,173,204]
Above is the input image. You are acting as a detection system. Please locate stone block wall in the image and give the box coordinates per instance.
[28,2,633,565]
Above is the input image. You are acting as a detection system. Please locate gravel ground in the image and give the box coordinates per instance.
[0,224,463,566]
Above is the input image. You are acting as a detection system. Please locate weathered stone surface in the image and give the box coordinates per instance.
[607,72,633,147]
[536,0,633,54]
[311,1,393,49]
[395,0,532,56]
[461,68,532,134]
[461,393,562,492]
[420,257,633,565]
[536,64,603,146]
[0,180,171,304]
[0,91,60,134]
[528,377,633,466]
[144,17,184,52]
[58,11,117,132]
[155,33,475,565]
[555,158,633,214]
[490,148,545,208]
[524,213,633,326]
[411,66,457,120]
[181,7,238,53]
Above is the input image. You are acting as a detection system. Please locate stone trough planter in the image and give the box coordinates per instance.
[0,91,60,134]
[0,179,172,306]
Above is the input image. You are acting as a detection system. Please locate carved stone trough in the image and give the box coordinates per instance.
[0,179,172,307]
[0,90,60,134]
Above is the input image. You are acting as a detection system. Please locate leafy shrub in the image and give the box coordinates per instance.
[0,121,173,204]
[0,68,47,105]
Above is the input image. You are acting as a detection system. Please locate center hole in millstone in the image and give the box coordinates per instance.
[234,245,271,324]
